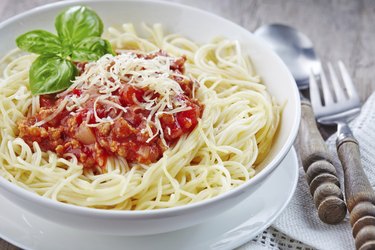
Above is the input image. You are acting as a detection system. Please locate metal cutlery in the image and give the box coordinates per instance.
[310,61,375,250]
[254,24,346,224]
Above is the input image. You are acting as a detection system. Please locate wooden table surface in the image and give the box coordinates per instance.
[1,0,374,249]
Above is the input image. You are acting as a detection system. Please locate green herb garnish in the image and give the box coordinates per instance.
[16,6,114,95]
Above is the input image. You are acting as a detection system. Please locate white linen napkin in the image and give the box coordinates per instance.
[239,91,375,250]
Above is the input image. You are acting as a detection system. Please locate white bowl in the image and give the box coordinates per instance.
[0,0,300,236]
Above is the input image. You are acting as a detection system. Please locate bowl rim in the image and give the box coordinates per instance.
[0,0,301,218]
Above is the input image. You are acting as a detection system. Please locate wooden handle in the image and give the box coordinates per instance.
[337,137,375,250]
[299,99,347,224]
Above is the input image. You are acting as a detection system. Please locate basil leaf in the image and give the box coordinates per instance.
[30,55,77,95]
[71,37,114,62]
[16,30,62,55]
[55,6,103,44]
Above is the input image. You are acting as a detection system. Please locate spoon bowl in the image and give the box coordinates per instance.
[254,24,320,89]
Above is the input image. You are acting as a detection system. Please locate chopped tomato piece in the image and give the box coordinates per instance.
[72,88,82,96]
[119,85,145,105]
[39,95,56,108]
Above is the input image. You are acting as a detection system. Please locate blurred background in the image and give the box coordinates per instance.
[1,0,374,102]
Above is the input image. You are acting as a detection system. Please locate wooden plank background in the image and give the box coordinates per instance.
[0,0,374,249]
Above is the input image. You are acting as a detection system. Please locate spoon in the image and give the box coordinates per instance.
[254,24,347,224]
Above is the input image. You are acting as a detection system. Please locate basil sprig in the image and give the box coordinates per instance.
[16,6,114,95]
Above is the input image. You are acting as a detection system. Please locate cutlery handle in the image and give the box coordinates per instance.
[337,136,375,250]
[299,100,347,224]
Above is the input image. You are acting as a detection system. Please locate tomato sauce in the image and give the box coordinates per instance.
[18,52,203,170]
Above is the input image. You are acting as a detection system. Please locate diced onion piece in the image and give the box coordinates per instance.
[75,124,96,145]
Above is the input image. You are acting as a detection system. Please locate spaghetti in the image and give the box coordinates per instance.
[0,24,280,210]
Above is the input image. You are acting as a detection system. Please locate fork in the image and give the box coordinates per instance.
[310,61,375,250]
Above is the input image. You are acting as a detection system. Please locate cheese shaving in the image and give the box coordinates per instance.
[53,52,192,143]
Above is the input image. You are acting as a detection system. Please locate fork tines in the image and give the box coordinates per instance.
[309,61,361,121]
